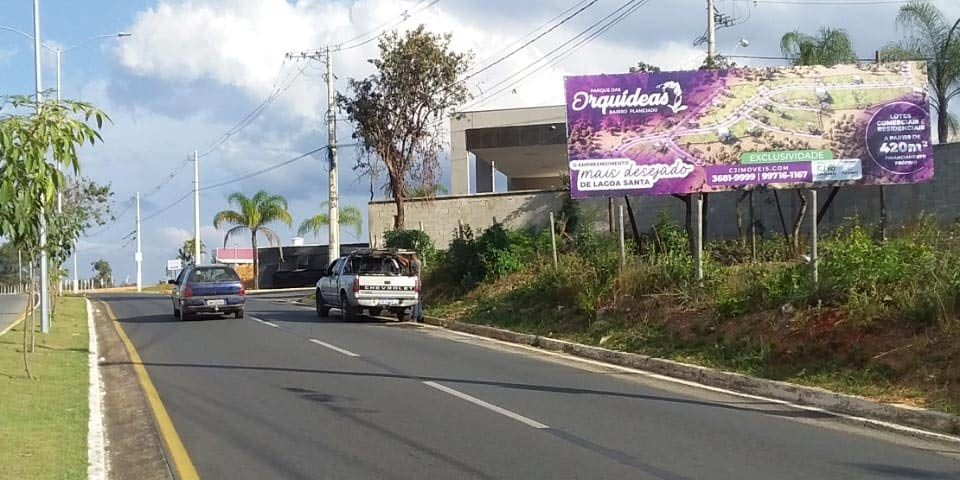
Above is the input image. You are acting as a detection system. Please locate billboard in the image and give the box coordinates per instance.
[564,62,933,198]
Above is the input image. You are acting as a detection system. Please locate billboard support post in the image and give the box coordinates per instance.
[618,205,626,268]
[695,193,704,283]
[749,191,757,262]
[810,189,819,288]
[549,212,558,268]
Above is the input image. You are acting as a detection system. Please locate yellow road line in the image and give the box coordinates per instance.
[101,301,201,480]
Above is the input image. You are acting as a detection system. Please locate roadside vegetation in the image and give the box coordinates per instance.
[390,214,960,415]
[0,297,89,479]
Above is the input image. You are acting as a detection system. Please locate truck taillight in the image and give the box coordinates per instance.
[415,279,421,293]
[352,277,360,294]
[239,286,246,296]
[183,286,193,298]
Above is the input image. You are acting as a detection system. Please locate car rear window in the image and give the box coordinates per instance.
[189,267,241,283]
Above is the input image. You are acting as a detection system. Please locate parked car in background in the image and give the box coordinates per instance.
[315,249,419,321]
[169,265,246,320]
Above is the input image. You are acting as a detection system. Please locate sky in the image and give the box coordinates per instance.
[2,0,959,284]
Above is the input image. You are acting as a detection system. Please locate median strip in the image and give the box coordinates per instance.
[423,381,549,429]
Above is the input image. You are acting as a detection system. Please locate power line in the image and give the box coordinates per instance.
[466,0,652,110]
[334,0,440,52]
[200,145,330,191]
[141,190,192,223]
[198,60,309,158]
[461,0,601,84]
[752,0,907,4]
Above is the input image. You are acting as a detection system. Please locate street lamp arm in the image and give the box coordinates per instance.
[62,32,131,53]
[0,24,56,52]
[0,26,131,54]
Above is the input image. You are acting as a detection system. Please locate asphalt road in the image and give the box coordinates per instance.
[0,293,27,335]
[99,293,960,480]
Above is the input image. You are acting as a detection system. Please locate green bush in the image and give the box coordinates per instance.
[384,229,436,264]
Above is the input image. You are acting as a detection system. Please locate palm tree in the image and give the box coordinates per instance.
[213,191,292,289]
[298,202,364,240]
[881,0,960,143]
[780,27,858,67]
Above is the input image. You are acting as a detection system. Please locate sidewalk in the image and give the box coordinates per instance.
[0,294,28,336]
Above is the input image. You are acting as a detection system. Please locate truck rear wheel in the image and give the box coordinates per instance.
[340,292,358,322]
[394,308,409,322]
[316,290,330,318]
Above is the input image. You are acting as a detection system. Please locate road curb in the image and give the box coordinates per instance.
[423,316,960,438]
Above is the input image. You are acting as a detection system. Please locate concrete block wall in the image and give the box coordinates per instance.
[370,143,960,249]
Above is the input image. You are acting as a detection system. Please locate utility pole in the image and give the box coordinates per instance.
[326,45,340,262]
[193,150,201,266]
[135,192,142,292]
[707,0,717,63]
[286,48,340,261]
[33,0,50,334]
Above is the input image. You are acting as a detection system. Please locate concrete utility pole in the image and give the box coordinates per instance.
[135,192,142,292]
[326,45,340,262]
[707,0,717,62]
[193,150,201,266]
[286,48,340,261]
[33,0,50,334]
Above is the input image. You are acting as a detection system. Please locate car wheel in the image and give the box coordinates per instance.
[395,308,409,322]
[180,303,192,321]
[368,308,383,317]
[234,309,245,319]
[315,290,330,318]
[173,308,180,319]
[340,292,357,322]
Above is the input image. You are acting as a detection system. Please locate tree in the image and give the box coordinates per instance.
[46,177,113,293]
[339,26,472,229]
[177,239,206,266]
[780,27,858,67]
[212,191,292,289]
[0,96,107,251]
[700,54,736,70]
[629,61,661,73]
[91,259,112,287]
[298,202,364,240]
[881,0,960,143]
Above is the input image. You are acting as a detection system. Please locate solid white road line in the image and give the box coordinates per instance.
[309,338,360,357]
[425,325,960,444]
[423,381,549,429]
[86,299,108,480]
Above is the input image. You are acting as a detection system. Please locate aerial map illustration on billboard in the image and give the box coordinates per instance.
[563,61,933,199]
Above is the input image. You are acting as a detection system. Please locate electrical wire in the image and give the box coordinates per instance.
[334,0,440,52]
[465,0,652,111]
[460,0,600,84]
[198,60,309,158]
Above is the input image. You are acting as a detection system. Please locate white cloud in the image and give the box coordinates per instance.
[116,0,703,117]
[159,226,192,249]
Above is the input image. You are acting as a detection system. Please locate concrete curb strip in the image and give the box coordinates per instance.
[86,299,108,480]
[424,316,960,437]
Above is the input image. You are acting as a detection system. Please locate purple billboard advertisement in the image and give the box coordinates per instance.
[564,61,933,198]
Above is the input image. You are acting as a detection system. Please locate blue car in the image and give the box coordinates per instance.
[169,265,246,320]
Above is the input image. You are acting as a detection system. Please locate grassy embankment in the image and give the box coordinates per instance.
[0,297,89,479]
[422,218,960,416]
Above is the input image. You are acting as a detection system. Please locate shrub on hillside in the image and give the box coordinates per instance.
[384,229,436,264]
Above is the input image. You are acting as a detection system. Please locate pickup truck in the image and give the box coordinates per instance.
[314,249,419,321]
